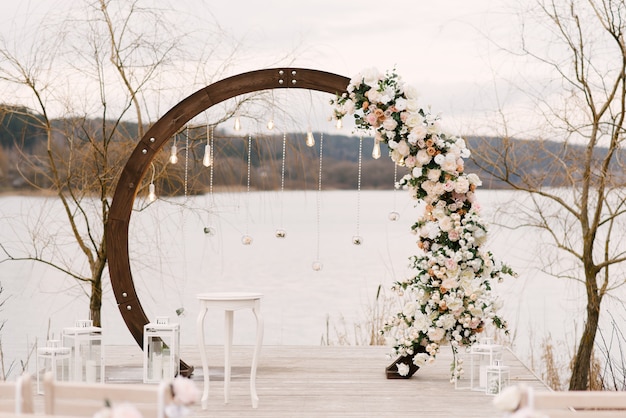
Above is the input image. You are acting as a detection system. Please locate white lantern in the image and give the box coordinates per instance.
[469,338,502,391]
[62,319,104,383]
[36,339,70,394]
[486,360,510,395]
[143,317,180,383]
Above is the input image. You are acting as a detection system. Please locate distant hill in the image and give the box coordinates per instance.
[1,104,623,193]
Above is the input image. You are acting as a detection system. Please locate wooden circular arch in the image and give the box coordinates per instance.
[105,68,350,372]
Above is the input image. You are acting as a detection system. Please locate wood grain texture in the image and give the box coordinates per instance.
[106,69,350,364]
[29,345,549,418]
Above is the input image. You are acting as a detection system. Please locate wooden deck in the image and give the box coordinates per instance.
[35,345,548,417]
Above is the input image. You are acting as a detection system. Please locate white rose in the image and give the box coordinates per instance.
[439,216,453,232]
[366,89,382,103]
[416,149,431,165]
[434,154,445,165]
[403,84,420,100]
[394,97,407,111]
[396,140,410,156]
[454,176,470,194]
[403,302,417,316]
[427,169,441,182]
[427,327,446,342]
[412,167,423,177]
[467,173,482,186]
[405,113,424,128]
[413,352,430,366]
[382,117,398,131]
[406,98,420,112]
[362,67,382,87]
[350,72,364,87]
[441,155,458,173]
[413,313,429,332]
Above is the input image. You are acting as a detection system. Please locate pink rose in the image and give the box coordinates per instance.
[365,112,378,126]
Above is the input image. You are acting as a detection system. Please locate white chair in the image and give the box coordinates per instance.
[0,373,34,414]
[497,385,626,418]
[43,372,171,418]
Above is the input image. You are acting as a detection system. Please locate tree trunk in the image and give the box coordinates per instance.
[569,295,600,390]
[90,276,102,327]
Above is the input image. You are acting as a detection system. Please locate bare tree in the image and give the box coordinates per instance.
[0,0,242,326]
[472,0,626,390]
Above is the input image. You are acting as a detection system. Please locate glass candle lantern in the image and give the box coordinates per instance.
[486,360,510,395]
[36,339,70,394]
[62,319,104,383]
[143,317,180,383]
[469,338,502,391]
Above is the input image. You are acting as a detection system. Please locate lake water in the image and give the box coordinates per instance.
[1,189,622,376]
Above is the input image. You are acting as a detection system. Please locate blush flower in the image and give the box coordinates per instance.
[332,68,514,382]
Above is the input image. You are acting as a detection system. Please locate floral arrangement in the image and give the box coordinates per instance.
[164,376,200,418]
[332,68,515,380]
[92,377,200,418]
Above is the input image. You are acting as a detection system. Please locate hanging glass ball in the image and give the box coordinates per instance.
[275,228,286,238]
[352,235,363,245]
[388,211,400,221]
[312,261,323,271]
[203,226,215,235]
[241,234,253,245]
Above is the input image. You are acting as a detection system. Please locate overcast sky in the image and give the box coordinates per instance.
[1,1,541,137]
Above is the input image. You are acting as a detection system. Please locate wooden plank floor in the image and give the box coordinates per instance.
[35,345,548,417]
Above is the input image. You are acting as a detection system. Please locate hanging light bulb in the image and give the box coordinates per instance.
[148,163,157,202]
[335,118,343,129]
[202,144,212,167]
[169,143,178,164]
[234,115,241,131]
[312,260,323,271]
[241,234,253,245]
[267,118,275,130]
[372,138,381,159]
[148,183,156,202]
[306,127,315,147]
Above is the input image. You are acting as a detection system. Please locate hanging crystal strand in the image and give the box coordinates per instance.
[389,162,400,221]
[312,132,324,271]
[275,131,287,238]
[241,134,253,245]
[353,136,363,245]
[204,124,216,235]
[184,125,189,198]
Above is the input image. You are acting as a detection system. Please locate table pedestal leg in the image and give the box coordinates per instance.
[224,310,234,404]
[250,301,264,408]
[196,307,210,410]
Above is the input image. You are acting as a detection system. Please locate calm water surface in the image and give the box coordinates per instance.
[1,190,619,376]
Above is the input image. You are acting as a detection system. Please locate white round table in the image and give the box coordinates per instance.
[196,292,264,409]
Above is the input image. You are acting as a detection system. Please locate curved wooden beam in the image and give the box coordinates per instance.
[106,68,350,373]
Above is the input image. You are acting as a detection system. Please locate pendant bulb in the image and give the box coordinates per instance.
[372,139,381,159]
[335,118,343,129]
[267,119,275,130]
[202,144,212,167]
[169,144,178,164]
[306,128,315,147]
[148,183,156,202]
[234,116,241,131]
